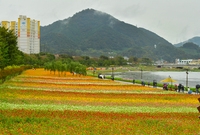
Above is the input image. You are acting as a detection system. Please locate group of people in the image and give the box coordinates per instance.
[184,84,200,94]
[141,81,146,86]
[177,84,185,93]
[140,80,157,87]
[98,74,200,94]
[172,83,199,94]
[163,83,169,90]
[187,85,200,94]
[139,79,200,94]
[140,81,151,87]
[195,84,200,94]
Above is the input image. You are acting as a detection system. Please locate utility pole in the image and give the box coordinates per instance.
[186,69,188,89]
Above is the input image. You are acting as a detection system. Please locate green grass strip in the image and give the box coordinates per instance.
[0,102,197,113]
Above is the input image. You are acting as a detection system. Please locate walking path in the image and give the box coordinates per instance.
[115,80,200,95]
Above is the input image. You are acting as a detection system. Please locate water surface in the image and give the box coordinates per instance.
[108,71,200,87]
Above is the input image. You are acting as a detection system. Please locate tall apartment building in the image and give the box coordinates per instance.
[0,15,40,54]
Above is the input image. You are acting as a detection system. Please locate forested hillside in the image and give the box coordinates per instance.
[178,42,200,58]
[41,9,190,62]
[174,36,200,47]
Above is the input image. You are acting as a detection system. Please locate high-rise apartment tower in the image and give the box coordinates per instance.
[0,15,40,54]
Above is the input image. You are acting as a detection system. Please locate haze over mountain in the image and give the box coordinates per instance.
[174,36,200,47]
[41,9,190,62]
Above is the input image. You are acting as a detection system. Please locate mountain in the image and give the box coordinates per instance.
[178,42,200,58]
[174,36,200,47]
[40,8,189,62]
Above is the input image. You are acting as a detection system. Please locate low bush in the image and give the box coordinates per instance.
[0,65,32,83]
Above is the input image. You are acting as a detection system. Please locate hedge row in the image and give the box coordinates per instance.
[0,65,32,83]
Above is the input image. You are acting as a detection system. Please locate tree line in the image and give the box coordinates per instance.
[0,26,152,72]
[44,61,87,76]
[75,55,152,67]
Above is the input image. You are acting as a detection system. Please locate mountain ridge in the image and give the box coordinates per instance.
[174,36,200,47]
[40,8,189,62]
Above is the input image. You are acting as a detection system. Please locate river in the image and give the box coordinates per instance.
[108,71,200,87]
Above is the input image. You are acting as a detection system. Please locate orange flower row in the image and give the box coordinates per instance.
[2,88,199,108]
[7,69,160,92]
[0,109,199,135]
[23,68,91,78]
[7,81,161,91]
[1,68,200,134]
[3,68,198,108]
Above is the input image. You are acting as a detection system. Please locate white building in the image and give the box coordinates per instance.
[0,15,40,54]
[176,59,193,65]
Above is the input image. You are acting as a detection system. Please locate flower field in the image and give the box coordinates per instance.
[0,69,200,134]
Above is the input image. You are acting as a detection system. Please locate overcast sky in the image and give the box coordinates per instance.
[1,0,200,44]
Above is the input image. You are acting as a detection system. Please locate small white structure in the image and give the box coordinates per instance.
[176,59,193,65]
[123,56,129,61]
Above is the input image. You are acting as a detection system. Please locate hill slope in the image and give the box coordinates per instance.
[174,36,200,47]
[178,42,200,58]
[41,9,189,62]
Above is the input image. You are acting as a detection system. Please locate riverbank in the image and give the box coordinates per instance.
[87,66,200,93]
[89,65,200,73]
[88,72,200,94]
[114,79,199,95]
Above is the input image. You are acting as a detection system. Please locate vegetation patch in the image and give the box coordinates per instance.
[0,69,199,134]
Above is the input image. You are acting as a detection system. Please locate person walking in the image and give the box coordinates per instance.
[195,84,200,94]
[181,85,184,93]
[133,79,135,84]
[178,84,182,92]
[174,84,178,91]
[148,82,150,87]
[196,88,200,94]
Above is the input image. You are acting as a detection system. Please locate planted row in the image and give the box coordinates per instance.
[0,109,199,135]
[0,65,31,83]
[44,61,87,76]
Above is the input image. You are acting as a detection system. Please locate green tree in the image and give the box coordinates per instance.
[140,58,152,65]
[61,63,68,76]
[99,55,109,60]
[99,55,110,66]
[0,27,19,68]
[129,56,139,65]
[114,56,127,66]
[0,38,9,69]
[55,61,62,76]
[78,56,92,66]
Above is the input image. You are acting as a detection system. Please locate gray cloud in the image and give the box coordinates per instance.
[0,0,200,44]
